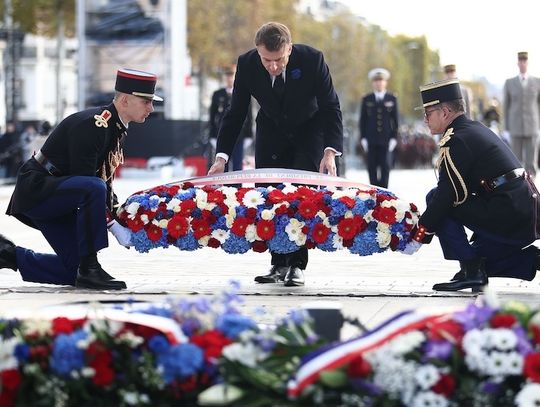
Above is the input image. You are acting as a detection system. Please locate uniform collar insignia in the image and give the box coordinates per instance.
[438,127,454,147]
[94,109,112,128]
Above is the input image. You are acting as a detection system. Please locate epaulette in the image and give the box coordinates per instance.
[94,109,112,128]
[438,127,454,147]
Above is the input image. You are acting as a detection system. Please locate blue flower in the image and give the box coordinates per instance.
[349,231,382,255]
[14,343,30,362]
[148,335,170,354]
[216,313,256,339]
[222,235,250,254]
[50,330,87,377]
[175,234,199,251]
[181,317,202,337]
[156,343,204,383]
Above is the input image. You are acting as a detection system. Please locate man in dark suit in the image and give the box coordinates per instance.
[404,79,540,292]
[208,65,253,171]
[0,68,162,290]
[208,22,343,287]
[359,68,398,188]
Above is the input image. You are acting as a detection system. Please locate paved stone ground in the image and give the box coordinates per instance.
[1,169,539,338]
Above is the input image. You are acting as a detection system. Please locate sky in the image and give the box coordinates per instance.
[339,0,539,92]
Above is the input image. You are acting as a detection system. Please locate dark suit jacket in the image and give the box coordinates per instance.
[7,103,127,228]
[420,114,539,244]
[216,44,343,171]
[209,88,252,141]
[359,92,398,146]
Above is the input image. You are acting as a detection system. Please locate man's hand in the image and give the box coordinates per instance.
[108,220,132,248]
[361,139,368,153]
[319,149,337,176]
[388,138,397,152]
[403,240,422,255]
[208,157,226,176]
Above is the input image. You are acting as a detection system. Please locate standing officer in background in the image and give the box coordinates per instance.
[405,79,540,292]
[443,64,473,118]
[359,68,398,188]
[503,51,540,179]
[208,65,253,172]
[208,22,343,287]
[0,68,162,290]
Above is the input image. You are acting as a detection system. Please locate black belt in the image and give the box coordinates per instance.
[34,150,62,176]
[480,168,525,192]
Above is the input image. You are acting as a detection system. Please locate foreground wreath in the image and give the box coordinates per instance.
[1,284,540,406]
[116,170,421,256]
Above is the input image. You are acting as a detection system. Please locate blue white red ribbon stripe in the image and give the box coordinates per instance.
[165,168,388,192]
[287,310,446,398]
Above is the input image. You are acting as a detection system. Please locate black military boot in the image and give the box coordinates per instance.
[450,261,466,281]
[0,234,17,271]
[254,265,290,283]
[75,254,127,290]
[433,258,488,292]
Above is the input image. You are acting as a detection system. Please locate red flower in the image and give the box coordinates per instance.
[353,215,368,233]
[372,206,396,224]
[296,186,317,200]
[531,325,540,345]
[432,373,455,397]
[191,219,211,239]
[339,196,356,209]
[231,217,251,236]
[87,342,115,387]
[252,241,268,252]
[312,223,330,244]
[0,369,21,392]
[256,220,275,240]
[201,210,217,225]
[126,216,146,232]
[191,330,233,362]
[490,313,517,328]
[179,200,197,217]
[337,218,358,240]
[410,202,418,212]
[389,234,399,250]
[182,182,194,189]
[524,352,540,382]
[275,204,289,215]
[52,317,78,335]
[0,391,17,407]
[245,208,257,220]
[298,200,318,219]
[207,238,221,248]
[427,320,464,342]
[347,355,371,377]
[267,189,286,204]
[146,224,163,241]
[179,375,197,392]
[167,215,189,239]
[207,190,225,205]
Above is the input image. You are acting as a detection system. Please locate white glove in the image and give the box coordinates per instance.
[243,138,253,150]
[108,220,133,248]
[209,138,217,149]
[402,240,422,255]
[360,139,368,153]
[388,138,397,152]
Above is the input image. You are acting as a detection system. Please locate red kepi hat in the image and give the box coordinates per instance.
[115,68,163,101]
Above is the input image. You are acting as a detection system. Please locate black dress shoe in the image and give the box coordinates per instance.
[75,257,126,290]
[0,234,17,271]
[254,266,289,283]
[284,267,305,287]
[433,258,487,292]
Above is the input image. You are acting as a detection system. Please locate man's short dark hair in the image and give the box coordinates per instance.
[442,99,465,113]
[254,22,292,51]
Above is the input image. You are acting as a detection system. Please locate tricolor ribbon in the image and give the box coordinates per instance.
[287,310,446,398]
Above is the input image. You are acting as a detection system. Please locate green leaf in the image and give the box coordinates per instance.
[318,370,348,388]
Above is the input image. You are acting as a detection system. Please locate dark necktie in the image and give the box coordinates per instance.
[273,74,285,102]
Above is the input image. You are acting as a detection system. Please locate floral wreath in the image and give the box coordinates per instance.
[117,182,420,256]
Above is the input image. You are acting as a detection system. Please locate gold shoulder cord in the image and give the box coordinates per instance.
[435,128,468,206]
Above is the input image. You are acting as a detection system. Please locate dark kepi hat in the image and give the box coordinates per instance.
[518,51,528,60]
[115,68,163,101]
[416,78,463,109]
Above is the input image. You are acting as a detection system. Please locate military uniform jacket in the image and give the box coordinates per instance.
[420,114,539,244]
[503,75,540,136]
[7,103,127,228]
[359,92,398,146]
[216,44,343,169]
[209,87,253,141]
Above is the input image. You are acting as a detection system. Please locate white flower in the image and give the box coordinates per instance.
[332,233,344,249]
[166,198,181,212]
[465,350,489,373]
[211,229,230,243]
[332,188,357,199]
[140,214,149,224]
[225,212,235,228]
[285,218,306,245]
[281,184,297,194]
[371,355,417,396]
[244,224,258,242]
[0,337,20,370]
[485,350,512,376]
[198,235,210,246]
[516,383,540,407]
[414,365,441,390]
[125,201,141,218]
[115,331,145,347]
[261,209,275,220]
[462,329,486,354]
[411,391,448,407]
[195,189,216,210]
[488,328,518,351]
[376,223,392,247]
[243,190,265,208]
[158,219,168,229]
[502,351,524,375]
[222,342,267,368]
[81,367,95,377]
[22,319,52,336]
[389,331,425,355]
[316,210,327,220]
